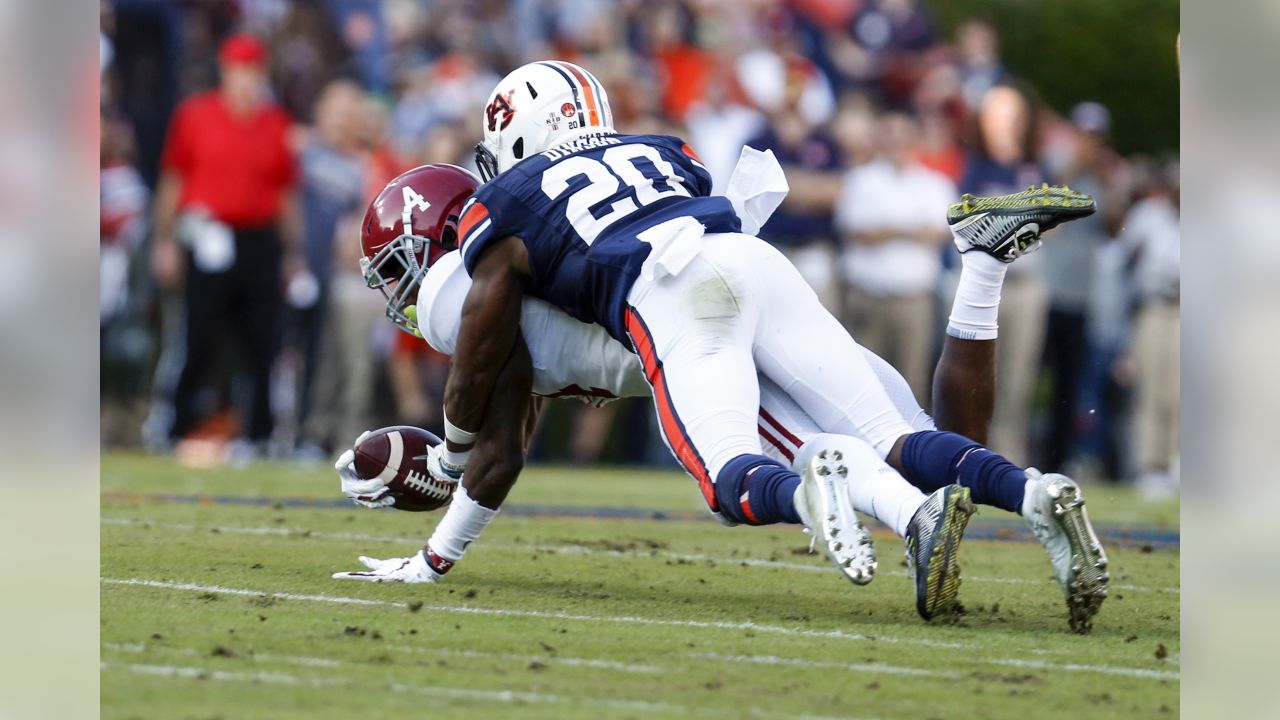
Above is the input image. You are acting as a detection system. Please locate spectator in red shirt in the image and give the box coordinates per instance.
[151,32,301,453]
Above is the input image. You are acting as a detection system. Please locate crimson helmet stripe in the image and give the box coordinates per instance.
[538,62,585,124]
[553,61,602,127]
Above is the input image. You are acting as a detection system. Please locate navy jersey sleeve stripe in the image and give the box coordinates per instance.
[648,135,712,197]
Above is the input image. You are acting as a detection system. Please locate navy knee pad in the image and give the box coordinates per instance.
[715,454,802,525]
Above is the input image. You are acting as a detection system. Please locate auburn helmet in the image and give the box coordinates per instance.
[474,60,614,181]
[359,164,480,336]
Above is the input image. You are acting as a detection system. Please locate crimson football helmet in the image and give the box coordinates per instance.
[360,164,480,336]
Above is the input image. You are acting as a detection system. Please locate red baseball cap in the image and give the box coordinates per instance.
[219,32,268,66]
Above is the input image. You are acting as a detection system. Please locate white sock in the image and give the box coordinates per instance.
[947,252,1007,341]
[426,485,499,562]
[794,434,926,537]
[848,459,928,538]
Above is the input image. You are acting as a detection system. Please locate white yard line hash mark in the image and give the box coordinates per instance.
[102,577,1180,681]
[100,517,1180,594]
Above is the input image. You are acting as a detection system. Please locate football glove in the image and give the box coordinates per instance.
[331,551,441,583]
[335,448,396,509]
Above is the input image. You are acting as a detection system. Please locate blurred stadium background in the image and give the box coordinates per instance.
[98,0,1179,494]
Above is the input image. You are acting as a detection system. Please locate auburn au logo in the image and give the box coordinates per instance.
[486,91,516,132]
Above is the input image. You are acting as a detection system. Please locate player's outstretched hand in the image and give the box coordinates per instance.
[335,448,396,509]
[331,552,440,583]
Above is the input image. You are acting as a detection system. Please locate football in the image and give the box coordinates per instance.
[352,425,455,512]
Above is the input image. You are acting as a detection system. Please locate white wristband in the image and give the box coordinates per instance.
[443,411,478,446]
[441,446,470,476]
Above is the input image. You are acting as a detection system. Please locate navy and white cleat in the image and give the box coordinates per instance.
[947,184,1097,263]
[798,447,878,585]
[1022,469,1110,634]
[905,484,975,620]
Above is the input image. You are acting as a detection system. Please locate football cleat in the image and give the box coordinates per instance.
[947,184,1097,263]
[905,484,976,620]
[797,447,878,585]
[1021,469,1110,634]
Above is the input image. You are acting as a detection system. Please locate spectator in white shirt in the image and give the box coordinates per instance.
[836,112,956,400]
[1120,160,1180,498]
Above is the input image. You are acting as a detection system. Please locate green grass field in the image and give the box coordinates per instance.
[101,452,1179,719]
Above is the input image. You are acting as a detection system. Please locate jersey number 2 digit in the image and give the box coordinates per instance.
[541,145,691,244]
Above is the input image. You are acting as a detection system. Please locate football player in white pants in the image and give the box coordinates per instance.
[336,161,1106,630]
[337,58,1106,631]
[337,165,959,617]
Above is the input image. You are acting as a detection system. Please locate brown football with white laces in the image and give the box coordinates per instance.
[352,426,455,512]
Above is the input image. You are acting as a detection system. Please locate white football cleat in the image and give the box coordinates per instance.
[796,446,877,585]
[1022,469,1110,633]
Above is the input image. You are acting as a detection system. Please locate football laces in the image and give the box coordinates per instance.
[403,469,454,500]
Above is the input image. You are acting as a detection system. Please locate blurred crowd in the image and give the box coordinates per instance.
[99,0,1179,495]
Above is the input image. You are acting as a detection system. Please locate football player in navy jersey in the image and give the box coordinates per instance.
[342,61,1109,630]
[448,61,918,596]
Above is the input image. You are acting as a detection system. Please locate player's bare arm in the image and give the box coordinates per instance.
[463,338,535,509]
[442,234,531,456]
[331,337,535,583]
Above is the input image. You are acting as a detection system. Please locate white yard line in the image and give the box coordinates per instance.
[104,643,343,668]
[973,656,1179,680]
[105,639,660,675]
[686,652,959,678]
[685,651,1178,682]
[102,577,968,650]
[102,577,1179,681]
[101,661,685,714]
[101,517,1180,594]
[103,660,877,719]
[386,644,664,673]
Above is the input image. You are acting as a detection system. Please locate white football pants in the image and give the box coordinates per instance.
[624,231,922,512]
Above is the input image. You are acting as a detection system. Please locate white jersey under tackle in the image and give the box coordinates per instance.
[417,251,649,403]
[415,248,934,466]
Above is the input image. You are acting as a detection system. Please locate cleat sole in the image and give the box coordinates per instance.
[947,184,1097,223]
[804,450,878,586]
[918,486,976,620]
[1050,485,1110,634]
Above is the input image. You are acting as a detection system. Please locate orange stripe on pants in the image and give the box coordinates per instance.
[624,307,716,509]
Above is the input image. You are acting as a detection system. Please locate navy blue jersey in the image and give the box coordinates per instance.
[457,132,741,342]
